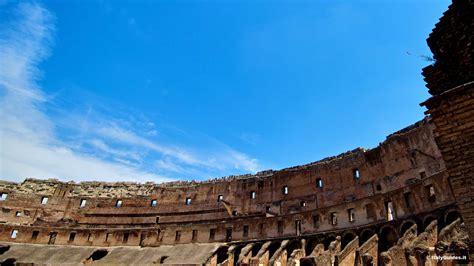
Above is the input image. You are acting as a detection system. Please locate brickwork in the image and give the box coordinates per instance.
[421,0,474,248]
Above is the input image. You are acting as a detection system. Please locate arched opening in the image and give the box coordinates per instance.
[300,257,316,266]
[379,226,397,252]
[268,241,281,260]
[359,230,375,245]
[251,242,263,257]
[216,246,229,264]
[423,216,437,230]
[286,239,302,260]
[305,237,319,255]
[159,256,168,264]
[400,220,416,235]
[322,235,336,250]
[232,245,245,266]
[341,232,356,249]
[445,211,462,225]
[1,258,16,266]
[85,249,108,262]
[0,245,10,255]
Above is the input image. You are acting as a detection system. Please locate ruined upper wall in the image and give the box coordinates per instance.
[0,118,443,200]
[422,0,474,95]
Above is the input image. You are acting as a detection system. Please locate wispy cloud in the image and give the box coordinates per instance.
[0,2,262,183]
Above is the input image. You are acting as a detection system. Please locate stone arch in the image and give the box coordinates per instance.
[399,219,417,235]
[216,246,229,264]
[286,239,302,260]
[322,234,337,250]
[422,215,437,230]
[359,229,376,245]
[232,245,245,266]
[251,242,263,257]
[267,241,281,260]
[0,245,10,255]
[305,237,320,255]
[445,210,462,225]
[379,225,397,252]
[300,257,316,266]
[84,249,108,263]
[341,230,357,249]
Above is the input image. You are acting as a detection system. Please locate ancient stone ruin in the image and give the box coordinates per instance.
[0,0,472,264]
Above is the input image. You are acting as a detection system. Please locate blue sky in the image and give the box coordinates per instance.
[0,0,449,183]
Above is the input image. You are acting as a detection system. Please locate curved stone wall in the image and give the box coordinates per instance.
[0,118,452,248]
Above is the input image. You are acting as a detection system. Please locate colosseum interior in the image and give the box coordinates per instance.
[0,0,472,265]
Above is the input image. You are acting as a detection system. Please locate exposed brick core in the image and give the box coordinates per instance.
[421,0,474,248]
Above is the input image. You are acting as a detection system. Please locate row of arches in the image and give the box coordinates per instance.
[215,209,463,264]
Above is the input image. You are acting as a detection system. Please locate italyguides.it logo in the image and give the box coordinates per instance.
[430,255,467,261]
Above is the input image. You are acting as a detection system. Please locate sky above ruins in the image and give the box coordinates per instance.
[0,0,450,183]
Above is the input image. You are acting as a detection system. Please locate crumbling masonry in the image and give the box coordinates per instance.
[0,0,472,265]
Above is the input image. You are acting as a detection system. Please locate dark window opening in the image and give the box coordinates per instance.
[175,231,181,242]
[156,229,161,242]
[232,210,237,216]
[41,196,49,205]
[316,178,323,188]
[88,233,94,242]
[295,220,301,236]
[353,169,360,179]
[150,199,157,207]
[313,215,320,228]
[209,228,216,240]
[217,195,224,202]
[48,232,57,244]
[243,225,249,237]
[250,191,256,199]
[348,208,355,222]
[376,184,382,191]
[226,228,232,242]
[105,233,112,242]
[420,171,427,179]
[123,232,129,243]
[259,223,265,236]
[10,230,18,239]
[139,233,146,246]
[385,201,395,221]
[31,230,39,240]
[426,185,436,202]
[0,193,8,201]
[156,217,160,224]
[69,232,76,242]
[330,212,338,225]
[86,250,108,262]
[278,220,284,234]
[185,197,192,205]
[266,206,271,212]
[192,230,198,241]
[282,186,289,195]
[300,201,306,207]
[404,192,413,208]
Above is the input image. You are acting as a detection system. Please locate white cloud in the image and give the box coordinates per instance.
[0,2,262,183]
[0,3,170,183]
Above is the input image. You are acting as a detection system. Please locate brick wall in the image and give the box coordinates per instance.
[421,0,474,247]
